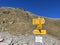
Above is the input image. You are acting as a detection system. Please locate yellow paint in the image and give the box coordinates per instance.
[33,30,46,35]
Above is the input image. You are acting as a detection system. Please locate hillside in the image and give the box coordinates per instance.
[0,7,60,40]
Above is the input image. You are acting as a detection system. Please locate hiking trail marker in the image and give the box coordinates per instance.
[32,17,46,45]
[32,17,46,35]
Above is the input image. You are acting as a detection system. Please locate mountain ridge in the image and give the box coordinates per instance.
[0,7,60,40]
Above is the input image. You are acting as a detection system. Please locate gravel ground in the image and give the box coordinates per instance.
[0,32,60,45]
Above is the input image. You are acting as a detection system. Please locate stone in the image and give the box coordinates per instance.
[0,35,4,42]
[4,38,13,45]
[0,42,8,45]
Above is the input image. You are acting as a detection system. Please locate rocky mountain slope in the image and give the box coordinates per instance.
[0,7,37,35]
[0,7,60,45]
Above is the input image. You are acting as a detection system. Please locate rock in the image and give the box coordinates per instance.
[0,35,4,42]
[4,38,13,45]
[9,21,14,24]
[0,42,8,45]
[14,43,19,45]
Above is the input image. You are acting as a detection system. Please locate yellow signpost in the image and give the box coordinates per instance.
[32,17,46,35]
[32,17,46,45]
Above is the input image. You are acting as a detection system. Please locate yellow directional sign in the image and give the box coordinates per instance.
[32,17,46,35]
[33,30,46,35]
[32,17,45,25]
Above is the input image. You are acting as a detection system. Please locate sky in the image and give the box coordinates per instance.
[0,0,60,18]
